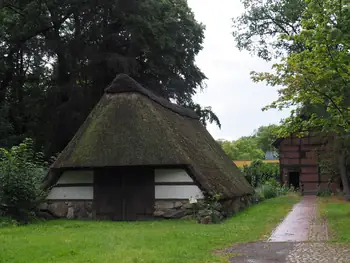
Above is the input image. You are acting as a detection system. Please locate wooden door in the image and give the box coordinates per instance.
[94,167,154,221]
[124,169,155,220]
[94,168,123,220]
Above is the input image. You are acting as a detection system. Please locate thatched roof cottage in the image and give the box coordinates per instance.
[43,74,253,220]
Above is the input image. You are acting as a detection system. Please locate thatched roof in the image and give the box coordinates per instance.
[46,74,253,198]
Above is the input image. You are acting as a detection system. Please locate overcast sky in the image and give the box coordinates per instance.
[187,0,290,141]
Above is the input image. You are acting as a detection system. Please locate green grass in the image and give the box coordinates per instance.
[0,195,299,263]
[320,197,350,243]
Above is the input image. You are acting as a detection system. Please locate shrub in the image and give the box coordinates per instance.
[261,183,278,199]
[241,160,280,187]
[0,138,48,222]
[317,188,333,197]
[255,179,296,201]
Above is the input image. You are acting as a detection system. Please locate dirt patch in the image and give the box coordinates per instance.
[221,242,296,263]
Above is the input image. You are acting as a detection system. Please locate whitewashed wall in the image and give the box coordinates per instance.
[155,169,194,183]
[46,170,93,200]
[47,169,203,201]
[154,169,203,199]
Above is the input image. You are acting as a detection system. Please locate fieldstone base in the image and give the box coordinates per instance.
[221,195,253,216]
[153,196,252,220]
[40,201,93,219]
[153,200,193,219]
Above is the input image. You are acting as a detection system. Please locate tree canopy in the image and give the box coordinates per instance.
[232,0,306,61]
[248,0,350,198]
[217,124,279,160]
[0,0,219,156]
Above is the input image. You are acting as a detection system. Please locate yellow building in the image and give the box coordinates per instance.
[233,160,279,168]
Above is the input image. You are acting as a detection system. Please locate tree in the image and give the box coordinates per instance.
[254,124,280,153]
[232,0,307,61]
[251,0,350,199]
[0,0,219,155]
[217,124,279,160]
[218,136,265,160]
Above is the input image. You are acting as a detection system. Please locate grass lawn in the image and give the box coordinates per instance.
[320,196,350,243]
[0,195,299,263]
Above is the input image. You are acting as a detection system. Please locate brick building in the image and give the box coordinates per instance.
[273,134,340,195]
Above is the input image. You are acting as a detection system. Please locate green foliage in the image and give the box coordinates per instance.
[317,188,333,197]
[251,0,350,135]
[232,0,306,61]
[218,137,265,160]
[317,181,333,197]
[241,160,280,187]
[255,180,294,200]
[218,124,279,160]
[254,124,280,153]
[250,0,350,197]
[260,183,278,199]
[0,0,218,157]
[0,138,48,222]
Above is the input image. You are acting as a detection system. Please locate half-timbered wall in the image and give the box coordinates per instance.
[278,135,320,194]
[277,134,339,194]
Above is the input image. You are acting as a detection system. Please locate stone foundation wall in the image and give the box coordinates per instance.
[221,195,253,217]
[153,195,253,220]
[153,200,193,219]
[40,201,94,219]
[40,196,253,221]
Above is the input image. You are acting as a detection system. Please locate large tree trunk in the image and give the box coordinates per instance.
[338,149,350,201]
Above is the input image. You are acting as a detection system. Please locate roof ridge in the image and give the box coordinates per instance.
[105,74,199,120]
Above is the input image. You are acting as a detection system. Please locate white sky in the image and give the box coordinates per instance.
[188,0,290,141]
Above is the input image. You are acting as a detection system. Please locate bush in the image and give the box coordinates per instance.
[255,179,296,201]
[261,183,278,199]
[241,160,280,187]
[0,138,48,222]
[317,188,333,197]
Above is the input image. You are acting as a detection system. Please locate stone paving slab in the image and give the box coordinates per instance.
[269,196,317,242]
[226,242,350,263]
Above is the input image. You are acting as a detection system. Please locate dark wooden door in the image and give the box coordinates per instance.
[94,167,154,221]
[124,170,155,220]
[94,168,124,220]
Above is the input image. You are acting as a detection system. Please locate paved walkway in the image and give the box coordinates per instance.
[225,196,350,263]
[269,195,319,242]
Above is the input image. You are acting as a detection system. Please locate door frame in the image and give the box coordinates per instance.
[93,166,155,221]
